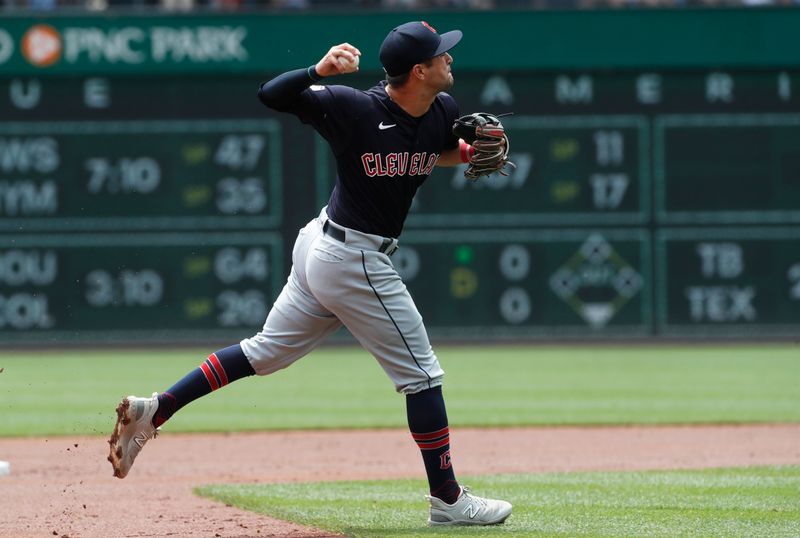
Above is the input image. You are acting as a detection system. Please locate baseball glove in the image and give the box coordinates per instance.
[452,112,515,180]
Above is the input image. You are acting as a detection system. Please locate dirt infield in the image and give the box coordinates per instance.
[1,424,799,538]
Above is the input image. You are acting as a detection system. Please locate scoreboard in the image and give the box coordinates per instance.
[0,119,281,231]
[657,228,800,334]
[1,10,799,343]
[0,233,282,342]
[655,114,800,223]
[402,115,649,227]
[395,229,651,337]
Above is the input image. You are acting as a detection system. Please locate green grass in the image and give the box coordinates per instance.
[196,466,800,538]
[0,344,798,436]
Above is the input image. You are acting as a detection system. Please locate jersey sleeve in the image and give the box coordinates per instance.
[257,67,317,111]
[286,84,367,155]
[439,92,461,151]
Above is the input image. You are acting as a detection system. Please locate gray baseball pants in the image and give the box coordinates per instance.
[241,207,444,394]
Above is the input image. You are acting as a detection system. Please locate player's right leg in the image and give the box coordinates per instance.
[107,393,160,478]
[107,343,259,478]
[108,217,341,478]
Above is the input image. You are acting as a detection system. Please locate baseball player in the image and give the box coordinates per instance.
[108,21,512,527]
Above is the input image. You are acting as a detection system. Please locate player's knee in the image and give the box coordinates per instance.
[398,376,444,395]
[240,335,302,376]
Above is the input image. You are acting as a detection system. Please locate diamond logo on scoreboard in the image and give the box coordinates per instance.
[549,234,642,328]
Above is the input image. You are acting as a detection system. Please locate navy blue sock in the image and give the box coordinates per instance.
[152,344,255,427]
[406,385,461,504]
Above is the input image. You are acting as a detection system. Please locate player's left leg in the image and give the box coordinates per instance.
[307,243,511,525]
[338,268,511,525]
[405,385,459,503]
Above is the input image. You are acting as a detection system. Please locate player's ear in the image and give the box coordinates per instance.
[411,63,425,80]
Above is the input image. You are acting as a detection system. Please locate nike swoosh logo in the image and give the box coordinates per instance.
[378,122,397,130]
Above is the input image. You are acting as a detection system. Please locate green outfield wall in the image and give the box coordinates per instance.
[1,9,799,343]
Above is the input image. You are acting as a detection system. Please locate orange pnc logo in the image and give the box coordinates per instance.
[22,24,62,67]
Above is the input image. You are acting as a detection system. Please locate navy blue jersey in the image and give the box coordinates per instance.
[275,80,459,238]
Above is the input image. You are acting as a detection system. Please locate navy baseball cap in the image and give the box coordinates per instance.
[379,21,463,77]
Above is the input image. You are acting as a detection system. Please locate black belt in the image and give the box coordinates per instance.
[323,220,396,256]
[322,220,346,242]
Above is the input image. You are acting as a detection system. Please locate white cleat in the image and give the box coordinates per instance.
[107,392,159,479]
[426,486,512,526]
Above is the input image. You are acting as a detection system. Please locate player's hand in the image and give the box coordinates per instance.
[315,43,361,77]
